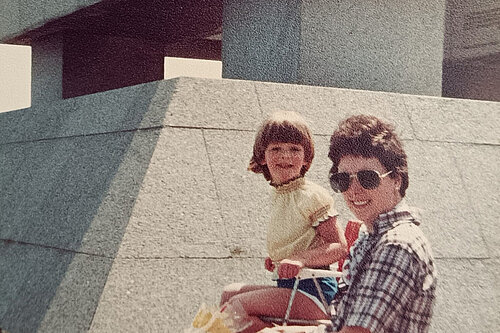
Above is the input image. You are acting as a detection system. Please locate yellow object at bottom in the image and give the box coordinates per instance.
[191,304,232,333]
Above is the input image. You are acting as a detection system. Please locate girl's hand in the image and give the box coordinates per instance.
[265,257,275,272]
[277,259,304,279]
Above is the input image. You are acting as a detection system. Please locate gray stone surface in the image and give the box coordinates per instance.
[0,241,112,333]
[222,0,302,84]
[442,55,500,102]
[432,258,500,333]
[0,0,99,41]
[404,94,500,145]
[404,141,490,258]
[116,127,229,259]
[31,34,64,104]
[37,252,113,333]
[443,0,500,61]
[452,143,500,257]
[89,258,271,332]
[0,131,156,257]
[253,81,415,140]
[443,0,500,102]
[0,0,21,44]
[164,78,263,130]
[58,80,174,138]
[0,77,499,332]
[3,0,497,103]
[0,80,175,145]
[299,0,446,96]
[203,129,270,257]
[224,0,446,96]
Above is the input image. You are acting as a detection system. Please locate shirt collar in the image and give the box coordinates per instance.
[372,199,421,235]
[272,176,305,193]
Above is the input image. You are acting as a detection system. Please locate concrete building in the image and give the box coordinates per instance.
[1,0,499,102]
[0,1,499,332]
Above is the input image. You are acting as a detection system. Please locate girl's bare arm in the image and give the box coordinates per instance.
[278,216,348,278]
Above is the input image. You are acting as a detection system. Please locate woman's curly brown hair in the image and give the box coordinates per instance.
[328,114,409,197]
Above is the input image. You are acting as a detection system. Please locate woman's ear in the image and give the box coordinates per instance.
[393,173,402,192]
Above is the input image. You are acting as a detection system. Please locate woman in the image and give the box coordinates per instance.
[328,115,436,333]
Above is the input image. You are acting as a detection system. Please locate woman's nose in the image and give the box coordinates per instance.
[348,176,363,192]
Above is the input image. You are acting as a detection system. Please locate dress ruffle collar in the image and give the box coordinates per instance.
[272,177,305,193]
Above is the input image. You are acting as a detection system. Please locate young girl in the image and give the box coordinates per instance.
[220,110,348,332]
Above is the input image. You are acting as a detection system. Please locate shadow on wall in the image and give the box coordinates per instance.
[0,81,173,332]
[442,53,500,102]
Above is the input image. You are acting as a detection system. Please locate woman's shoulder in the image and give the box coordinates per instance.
[378,222,433,263]
[384,222,425,243]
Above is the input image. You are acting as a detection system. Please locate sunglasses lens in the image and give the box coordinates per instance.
[358,170,380,189]
[330,172,350,193]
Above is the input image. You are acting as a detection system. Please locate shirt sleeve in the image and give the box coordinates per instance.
[306,187,338,227]
[343,244,420,332]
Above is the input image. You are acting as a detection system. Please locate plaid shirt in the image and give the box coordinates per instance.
[332,201,437,333]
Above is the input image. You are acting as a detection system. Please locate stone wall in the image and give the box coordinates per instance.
[0,77,499,332]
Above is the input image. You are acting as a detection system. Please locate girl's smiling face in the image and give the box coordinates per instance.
[262,142,308,185]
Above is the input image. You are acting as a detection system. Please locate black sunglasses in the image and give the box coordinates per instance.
[329,170,393,193]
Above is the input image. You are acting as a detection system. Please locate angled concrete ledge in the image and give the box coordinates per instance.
[0,1,101,42]
[0,77,499,332]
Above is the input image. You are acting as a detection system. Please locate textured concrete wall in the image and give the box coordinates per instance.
[0,0,101,41]
[223,0,446,96]
[222,0,302,83]
[0,80,172,332]
[442,0,500,101]
[299,0,446,95]
[443,0,500,61]
[31,34,63,104]
[0,77,499,332]
[443,54,500,101]
[3,0,497,102]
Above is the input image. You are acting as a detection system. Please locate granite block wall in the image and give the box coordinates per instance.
[0,77,498,332]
